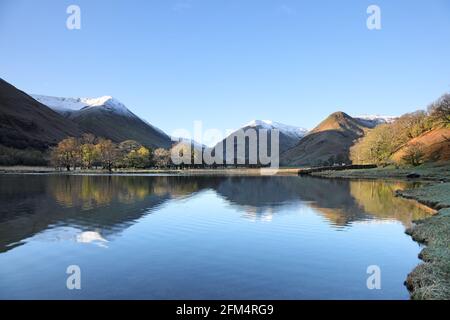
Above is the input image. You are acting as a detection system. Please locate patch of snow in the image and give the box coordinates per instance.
[31,95,88,112]
[31,94,134,117]
[244,120,308,139]
[355,115,398,128]
[82,96,133,116]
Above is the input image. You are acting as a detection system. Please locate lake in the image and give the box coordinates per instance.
[0,174,431,299]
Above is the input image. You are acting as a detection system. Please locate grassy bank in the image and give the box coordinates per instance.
[312,162,450,300]
[397,184,450,300]
[310,162,450,182]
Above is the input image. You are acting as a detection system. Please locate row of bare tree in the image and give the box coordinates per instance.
[50,134,172,171]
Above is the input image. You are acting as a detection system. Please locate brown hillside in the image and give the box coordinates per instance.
[391,128,450,163]
[280,112,370,166]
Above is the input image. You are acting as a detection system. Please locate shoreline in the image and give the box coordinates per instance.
[397,185,450,300]
[0,166,304,176]
[310,163,450,300]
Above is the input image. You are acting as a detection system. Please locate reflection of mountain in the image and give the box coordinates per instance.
[0,175,208,252]
[214,177,372,225]
[0,175,431,252]
[214,177,431,226]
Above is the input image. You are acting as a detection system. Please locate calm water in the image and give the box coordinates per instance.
[0,174,431,299]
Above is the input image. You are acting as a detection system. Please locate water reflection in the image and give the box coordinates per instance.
[0,175,431,253]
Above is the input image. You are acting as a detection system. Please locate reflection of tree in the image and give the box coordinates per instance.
[49,176,205,208]
[0,175,209,253]
[349,180,434,227]
[0,175,433,253]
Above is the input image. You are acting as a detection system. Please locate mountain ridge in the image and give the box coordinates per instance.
[280,111,372,166]
[31,93,172,149]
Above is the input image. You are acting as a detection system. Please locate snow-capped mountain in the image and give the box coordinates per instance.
[211,120,308,164]
[171,137,206,150]
[31,94,134,117]
[32,94,172,149]
[354,115,397,128]
[244,120,308,140]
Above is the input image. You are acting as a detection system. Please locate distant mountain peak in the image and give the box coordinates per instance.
[354,114,398,128]
[328,111,352,120]
[244,119,308,139]
[30,92,171,148]
[81,95,115,107]
[312,111,364,134]
[31,94,133,116]
[81,96,131,115]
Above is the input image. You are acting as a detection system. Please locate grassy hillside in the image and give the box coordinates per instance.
[280,112,370,166]
[350,94,450,166]
[391,128,450,163]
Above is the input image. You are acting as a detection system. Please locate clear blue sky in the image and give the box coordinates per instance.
[1,0,450,137]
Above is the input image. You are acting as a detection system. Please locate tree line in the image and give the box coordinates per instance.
[51,135,269,171]
[350,93,450,166]
[50,134,172,171]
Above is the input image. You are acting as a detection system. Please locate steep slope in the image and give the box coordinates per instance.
[245,120,308,150]
[0,79,82,150]
[33,95,172,149]
[209,120,307,165]
[280,112,370,166]
[391,128,450,163]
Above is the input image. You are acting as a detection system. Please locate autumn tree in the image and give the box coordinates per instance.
[350,109,437,165]
[135,146,152,168]
[350,124,396,164]
[118,140,142,155]
[402,142,425,166]
[96,138,118,172]
[153,148,171,168]
[51,137,80,171]
[392,111,432,146]
[79,133,99,169]
[117,140,153,168]
[123,146,152,168]
[428,93,450,127]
